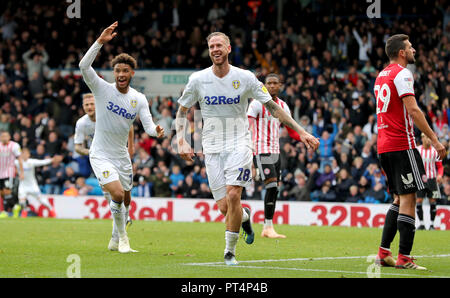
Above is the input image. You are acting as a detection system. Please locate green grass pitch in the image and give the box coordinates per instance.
[0,217,449,278]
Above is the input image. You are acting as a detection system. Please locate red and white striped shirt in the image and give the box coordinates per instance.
[0,141,21,179]
[247,97,300,154]
[417,144,443,179]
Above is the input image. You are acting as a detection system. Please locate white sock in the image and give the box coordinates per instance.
[241,208,249,223]
[224,231,239,255]
[123,204,130,229]
[104,192,119,240]
[110,200,126,238]
[264,219,273,228]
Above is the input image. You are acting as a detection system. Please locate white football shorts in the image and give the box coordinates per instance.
[204,148,253,201]
[90,155,133,191]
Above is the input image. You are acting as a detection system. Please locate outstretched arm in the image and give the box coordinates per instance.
[263,100,319,150]
[79,22,118,91]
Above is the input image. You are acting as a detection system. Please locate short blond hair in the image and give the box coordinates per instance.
[83,93,94,100]
[206,32,230,45]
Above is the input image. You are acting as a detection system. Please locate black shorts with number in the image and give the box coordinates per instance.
[416,178,441,199]
[253,153,281,182]
[0,177,14,190]
[378,149,429,196]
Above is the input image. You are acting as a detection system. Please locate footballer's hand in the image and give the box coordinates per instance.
[97,21,118,44]
[178,138,194,162]
[299,130,320,151]
[432,139,446,160]
[156,125,165,138]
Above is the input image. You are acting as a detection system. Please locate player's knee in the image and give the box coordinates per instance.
[227,187,242,205]
[110,188,125,202]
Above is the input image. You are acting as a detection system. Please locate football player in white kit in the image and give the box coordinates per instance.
[74,93,135,249]
[79,22,164,253]
[14,147,62,218]
[176,32,320,265]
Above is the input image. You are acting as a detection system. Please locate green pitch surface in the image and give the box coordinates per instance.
[0,217,449,278]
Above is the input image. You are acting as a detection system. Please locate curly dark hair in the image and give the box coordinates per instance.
[111,53,137,69]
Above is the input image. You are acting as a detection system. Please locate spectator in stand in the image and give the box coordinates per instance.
[352,28,372,68]
[315,181,337,202]
[42,157,64,194]
[169,164,185,197]
[22,44,49,81]
[313,117,338,171]
[335,168,356,201]
[345,185,362,203]
[75,177,92,196]
[148,167,172,198]
[287,169,314,201]
[135,167,153,198]
[179,174,199,198]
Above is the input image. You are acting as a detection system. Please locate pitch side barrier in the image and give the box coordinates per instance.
[23,195,450,230]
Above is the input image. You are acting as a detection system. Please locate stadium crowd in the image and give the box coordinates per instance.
[0,0,449,204]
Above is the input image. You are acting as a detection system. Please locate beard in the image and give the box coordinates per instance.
[406,54,415,64]
[210,53,228,66]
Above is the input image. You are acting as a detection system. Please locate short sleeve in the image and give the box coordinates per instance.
[247,99,261,118]
[74,119,85,144]
[12,143,21,157]
[178,73,199,108]
[393,68,415,98]
[247,72,271,104]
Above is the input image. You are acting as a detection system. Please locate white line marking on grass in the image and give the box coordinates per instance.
[184,254,450,278]
[184,254,450,266]
[189,264,450,278]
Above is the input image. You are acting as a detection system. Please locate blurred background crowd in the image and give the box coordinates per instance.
[0,0,449,204]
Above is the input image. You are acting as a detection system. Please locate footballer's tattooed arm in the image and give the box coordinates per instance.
[262,100,320,150]
[175,105,194,162]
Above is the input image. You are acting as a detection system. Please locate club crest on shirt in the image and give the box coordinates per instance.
[130,99,137,108]
[232,80,240,89]
[102,170,110,178]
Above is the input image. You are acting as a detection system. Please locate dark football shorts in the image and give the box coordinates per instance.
[378,149,429,196]
[253,153,281,182]
[0,177,14,190]
[416,178,441,199]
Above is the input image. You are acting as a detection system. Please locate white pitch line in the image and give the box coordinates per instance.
[190,264,450,278]
[184,254,450,266]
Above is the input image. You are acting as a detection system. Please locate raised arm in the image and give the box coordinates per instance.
[262,100,319,150]
[79,22,118,90]
[352,28,362,46]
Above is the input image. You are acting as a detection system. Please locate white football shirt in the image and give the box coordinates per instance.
[178,65,271,153]
[15,158,51,191]
[74,114,95,147]
[79,41,157,159]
